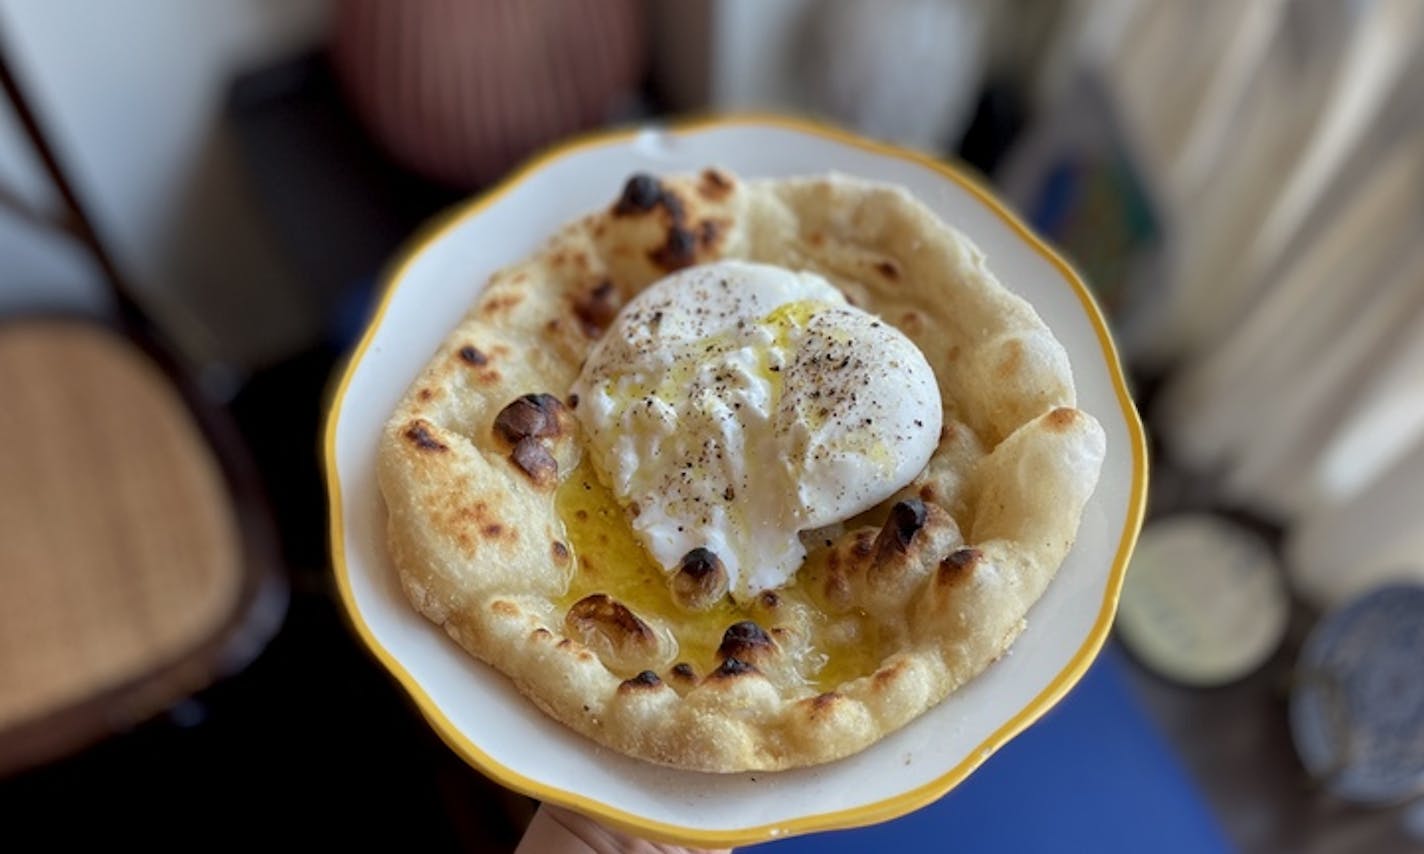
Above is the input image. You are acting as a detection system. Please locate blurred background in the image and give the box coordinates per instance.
[1,0,1422,850]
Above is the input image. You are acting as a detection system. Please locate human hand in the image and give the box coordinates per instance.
[516,804,731,854]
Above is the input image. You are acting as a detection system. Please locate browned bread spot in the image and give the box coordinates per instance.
[511,437,557,486]
[874,259,900,280]
[802,691,843,720]
[480,523,516,544]
[650,225,698,271]
[564,594,658,660]
[574,280,621,338]
[458,345,488,365]
[851,529,875,559]
[612,173,681,218]
[1045,407,1078,431]
[480,291,524,317]
[403,420,447,452]
[618,670,664,692]
[874,499,928,557]
[698,218,726,251]
[996,339,1024,379]
[938,547,982,586]
[670,547,728,611]
[698,168,733,201]
[708,657,758,680]
[493,393,571,445]
[717,621,774,661]
[873,659,908,687]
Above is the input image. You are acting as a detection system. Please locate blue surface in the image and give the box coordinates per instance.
[764,645,1230,853]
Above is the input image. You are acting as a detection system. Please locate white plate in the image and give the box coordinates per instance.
[324,115,1147,847]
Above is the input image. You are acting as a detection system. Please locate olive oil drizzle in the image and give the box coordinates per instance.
[555,459,883,693]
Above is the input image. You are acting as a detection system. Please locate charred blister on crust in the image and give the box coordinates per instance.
[873,659,908,688]
[698,168,733,201]
[564,593,658,658]
[551,541,570,564]
[875,499,928,557]
[649,225,698,271]
[669,662,697,683]
[938,547,983,585]
[458,345,488,366]
[697,219,723,250]
[669,547,729,611]
[480,291,524,317]
[511,437,557,487]
[493,393,571,445]
[612,173,674,217]
[717,621,774,662]
[708,657,758,680]
[618,670,664,692]
[874,260,900,280]
[1046,407,1078,431]
[801,691,842,721]
[404,420,448,452]
[574,280,622,338]
[607,172,716,272]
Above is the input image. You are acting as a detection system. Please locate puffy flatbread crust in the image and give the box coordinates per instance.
[378,170,1105,771]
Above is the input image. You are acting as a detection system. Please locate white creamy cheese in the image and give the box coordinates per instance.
[570,260,942,600]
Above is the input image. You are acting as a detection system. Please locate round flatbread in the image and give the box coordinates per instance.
[377,169,1105,771]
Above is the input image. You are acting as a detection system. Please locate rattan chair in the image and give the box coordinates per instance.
[0,49,285,775]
